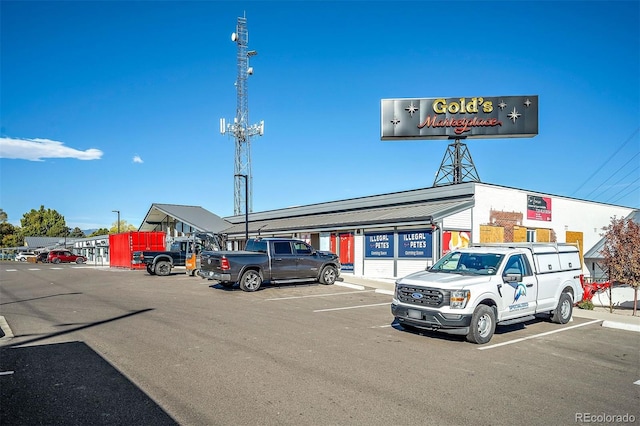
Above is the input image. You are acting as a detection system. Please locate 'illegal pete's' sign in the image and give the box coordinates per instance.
[381,96,538,140]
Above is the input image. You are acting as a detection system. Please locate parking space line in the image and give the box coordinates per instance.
[336,282,366,290]
[478,319,602,350]
[634,380,640,386]
[314,302,389,313]
[266,290,375,301]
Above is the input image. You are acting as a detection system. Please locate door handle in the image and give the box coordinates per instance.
[526,284,534,288]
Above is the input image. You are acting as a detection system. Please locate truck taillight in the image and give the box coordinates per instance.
[220,258,230,270]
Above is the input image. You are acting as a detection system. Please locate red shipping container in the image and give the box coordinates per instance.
[109,231,166,269]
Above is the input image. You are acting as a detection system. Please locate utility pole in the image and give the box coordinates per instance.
[220,14,264,216]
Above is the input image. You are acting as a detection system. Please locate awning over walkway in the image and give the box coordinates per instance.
[138,204,231,233]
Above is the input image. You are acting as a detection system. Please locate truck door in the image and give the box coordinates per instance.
[499,254,537,320]
[270,241,298,280]
[293,241,319,279]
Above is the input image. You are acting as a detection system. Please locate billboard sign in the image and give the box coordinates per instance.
[527,195,552,221]
[364,232,394,258]
[381,96,538,140]
[398,231,432,258]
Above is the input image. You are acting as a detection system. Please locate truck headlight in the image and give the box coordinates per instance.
[450,290,470,309]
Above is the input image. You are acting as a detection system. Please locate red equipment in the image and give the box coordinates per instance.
[580,275,611,302]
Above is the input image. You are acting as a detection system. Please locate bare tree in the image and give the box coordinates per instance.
[600,216,640,316]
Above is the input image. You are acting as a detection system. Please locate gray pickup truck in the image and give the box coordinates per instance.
[198,237,341,291]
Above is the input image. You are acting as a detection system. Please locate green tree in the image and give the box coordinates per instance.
[20,206,67,237]
[89,228,110,237]
[601,216,640,316]
[69,227,86,238]
[109,220,137,234]
[0,209,7,223]
[0,222,17,247]
[2,232,22,248]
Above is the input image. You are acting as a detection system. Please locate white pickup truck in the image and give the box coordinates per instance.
[391,243,584,344]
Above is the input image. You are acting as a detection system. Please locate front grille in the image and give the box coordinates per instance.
[397,285,449,308]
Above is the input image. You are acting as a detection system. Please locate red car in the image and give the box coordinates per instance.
[48,250,87,264]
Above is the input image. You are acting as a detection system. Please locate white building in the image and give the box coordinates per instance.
[213,182,635,281]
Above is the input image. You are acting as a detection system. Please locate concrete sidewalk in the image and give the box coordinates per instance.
[338,275,640,333]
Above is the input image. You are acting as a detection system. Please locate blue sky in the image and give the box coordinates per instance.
[1,1,638,230]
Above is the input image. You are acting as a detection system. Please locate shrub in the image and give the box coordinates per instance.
[577,300,594,310]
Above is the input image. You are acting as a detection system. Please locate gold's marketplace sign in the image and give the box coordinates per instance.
[381,96,538,140]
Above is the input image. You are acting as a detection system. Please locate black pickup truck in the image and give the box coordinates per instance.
[132,239,192,276]
[198,237,341,291]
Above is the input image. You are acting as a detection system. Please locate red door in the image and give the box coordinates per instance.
[332,233,354,272]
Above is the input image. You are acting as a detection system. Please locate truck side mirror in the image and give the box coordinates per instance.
[503,273,522,283]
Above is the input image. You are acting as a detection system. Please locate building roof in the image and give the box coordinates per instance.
[138,203,231,233]
[222,197,475,235]
[224,182,476,224]
[24,236,81,250]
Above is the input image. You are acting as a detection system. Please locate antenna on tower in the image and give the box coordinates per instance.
[220,15,264,216]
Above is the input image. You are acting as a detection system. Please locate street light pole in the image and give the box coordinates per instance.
[112,210,120,234]
[234,174,249,243]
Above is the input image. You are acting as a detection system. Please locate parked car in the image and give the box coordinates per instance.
[48,250,87,264]
[15,252,37,262]
[36,252,50,263]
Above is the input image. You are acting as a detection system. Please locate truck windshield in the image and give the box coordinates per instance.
[429,252,504,275]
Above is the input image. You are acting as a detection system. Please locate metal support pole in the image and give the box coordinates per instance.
[112,210,120,234]
[235,174,249,242]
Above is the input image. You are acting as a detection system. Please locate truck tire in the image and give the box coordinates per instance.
[239,270,262,292]
[466,304,496,344]
[154,261,171,276]
[319,265,337,285]
[146,265,156,275]
[551,292,573,324]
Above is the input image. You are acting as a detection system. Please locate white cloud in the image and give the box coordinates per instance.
[0,137,103,161]
[133,155,143,163]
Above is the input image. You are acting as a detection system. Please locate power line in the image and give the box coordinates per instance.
[570,127,639,196]
[604,176,640,205]
[584,151,640,199]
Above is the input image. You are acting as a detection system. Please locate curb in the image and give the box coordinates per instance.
[0,316,14,341]
[601,321,640,333]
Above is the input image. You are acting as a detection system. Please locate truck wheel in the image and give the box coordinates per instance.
[551,292,573,324]
[319,266,337,285]
[239,270,262,292]
[146,265,156,275]
[155,261,171,276]
[466,305,496,344]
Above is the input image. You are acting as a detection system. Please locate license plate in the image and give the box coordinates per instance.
[408,309,422,320]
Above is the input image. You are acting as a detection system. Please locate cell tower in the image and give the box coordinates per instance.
[220,14,264,216]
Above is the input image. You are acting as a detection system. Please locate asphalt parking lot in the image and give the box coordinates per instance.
[1,263,639,425]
